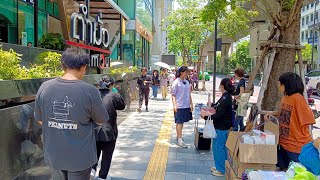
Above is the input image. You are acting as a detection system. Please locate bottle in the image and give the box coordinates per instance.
[194,104,201,119]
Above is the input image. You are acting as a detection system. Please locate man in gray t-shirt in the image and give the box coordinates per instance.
[34,48,109,180]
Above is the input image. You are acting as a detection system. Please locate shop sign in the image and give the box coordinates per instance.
[70,4,110,48]
[90,54,110,69]
[136,20,153,43]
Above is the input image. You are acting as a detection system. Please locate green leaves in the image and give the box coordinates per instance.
[228,40,251,72]
[165,0,212,63]
[0,48,63,80]
[201,0,258,39]
[38,33,65,51]
[0,48,23,80]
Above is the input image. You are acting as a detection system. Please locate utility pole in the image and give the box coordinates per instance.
[311,0,317,71]
[213,19,218,102]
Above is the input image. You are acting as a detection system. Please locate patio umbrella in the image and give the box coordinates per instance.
[154,62,171,70]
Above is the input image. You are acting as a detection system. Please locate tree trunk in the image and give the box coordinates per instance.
[261,11,301,111]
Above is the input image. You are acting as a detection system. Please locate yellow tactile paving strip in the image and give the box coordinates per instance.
[143,110,174,180]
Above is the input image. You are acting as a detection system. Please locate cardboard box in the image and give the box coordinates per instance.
[227,151,276,178]
[226,131,277,164]
[225,160,241,180]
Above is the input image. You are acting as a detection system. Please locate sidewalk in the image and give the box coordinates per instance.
[98,93,223,180]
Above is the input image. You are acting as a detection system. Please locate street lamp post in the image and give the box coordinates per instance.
[311,0,318,71]
[213,19,218,102]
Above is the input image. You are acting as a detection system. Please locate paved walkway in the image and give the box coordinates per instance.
[97,94,223,180]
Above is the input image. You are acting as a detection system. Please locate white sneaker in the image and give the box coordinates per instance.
[90,169,96,179]
[178,141,188,148]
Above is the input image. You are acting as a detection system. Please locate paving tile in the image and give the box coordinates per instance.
[167,159,186,166]
[186,173,209,180]
[194,166,212,175]
[166,165,186,173]
[177,153,194,160]
[165,172,186,180]
[109,170,145,179]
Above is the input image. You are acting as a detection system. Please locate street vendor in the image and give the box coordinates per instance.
[264,72,316,170]
[201,78,234,177]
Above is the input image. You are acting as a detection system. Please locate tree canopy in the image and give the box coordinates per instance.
[165,0,213,64]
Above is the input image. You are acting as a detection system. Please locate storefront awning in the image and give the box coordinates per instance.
[76,0,130,21]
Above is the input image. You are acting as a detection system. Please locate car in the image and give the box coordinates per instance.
[305,70,320,96]
[199,71,210,81]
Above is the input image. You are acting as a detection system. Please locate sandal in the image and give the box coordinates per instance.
[211,169,224,177]
[210,167,216,172]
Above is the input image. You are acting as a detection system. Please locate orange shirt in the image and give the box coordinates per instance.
[278,93,315,153]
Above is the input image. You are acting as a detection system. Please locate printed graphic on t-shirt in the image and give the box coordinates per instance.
[278,103,293,140]
[49,96,77,130]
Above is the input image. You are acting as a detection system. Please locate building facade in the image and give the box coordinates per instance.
[112,0,153,69]
[150,0,173,69]
[0,0,60,46]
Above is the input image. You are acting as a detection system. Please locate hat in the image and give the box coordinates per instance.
[99,76,115,89]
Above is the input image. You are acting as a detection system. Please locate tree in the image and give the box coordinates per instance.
[229,40,252,72]
[165,0,213,65]
[202,0,304,111]
[302,44,312,61]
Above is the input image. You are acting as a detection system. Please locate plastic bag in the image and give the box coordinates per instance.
[203,117,216,139]
[298,142,320,176]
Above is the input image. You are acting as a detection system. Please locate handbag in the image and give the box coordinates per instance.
[203,116,216,139]
[298,142,320,175]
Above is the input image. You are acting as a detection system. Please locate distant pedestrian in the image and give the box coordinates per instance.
[160,68,169,100]
[171,66,193,148]
[233,68,246,131]
[169,70,176,92]
[137,67,152,112]
[91,76,126,180]
[34,48,109,180]
[202,78,234,177]
[151,70,160,99]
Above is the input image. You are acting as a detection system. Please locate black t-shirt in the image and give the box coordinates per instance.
[236,78,246,96]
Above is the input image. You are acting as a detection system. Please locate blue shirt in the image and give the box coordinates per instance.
[171,78,191,109]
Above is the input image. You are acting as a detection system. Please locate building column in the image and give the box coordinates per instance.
[220,43,231,73]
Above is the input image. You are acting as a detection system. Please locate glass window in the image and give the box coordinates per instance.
[136,0,152,32]
[302,17,305,26]
[123,30,135,65]
[311,14,314,22]
[135,32,142,67]
[307,4,309,10]
[306,16,309,24]
[311,3,314,8]
[316,11,319,20]
[18,1,35,45]
[39,0,46,11]
[38,10,47,41]
[53,2,59,17]
[306,32,309,40]
[47,1,54,15]
[301,32,304,41]
[0,0,18,43]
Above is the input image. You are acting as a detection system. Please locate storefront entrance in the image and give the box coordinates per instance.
[0,14,10,43]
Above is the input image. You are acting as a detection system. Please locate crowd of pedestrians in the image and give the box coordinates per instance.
[34,48,318,179]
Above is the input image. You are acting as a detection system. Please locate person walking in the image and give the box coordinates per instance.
[202,78,234,177]
[160,68,169,100]
[151,70,160,99]
[34,48,109,180]
[264,72,315,170]
[137,67,152,112]
[233,68,246,131]
[171,66,193,148]
[91,76,126,180]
